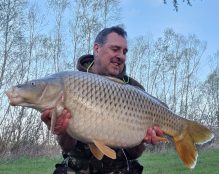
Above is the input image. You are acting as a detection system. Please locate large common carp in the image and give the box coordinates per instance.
[5,71,214,169]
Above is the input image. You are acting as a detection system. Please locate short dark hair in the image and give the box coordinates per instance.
[94,26,127,45]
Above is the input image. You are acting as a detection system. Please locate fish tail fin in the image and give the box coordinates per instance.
[187,120,214,145]
[173,120,214,169]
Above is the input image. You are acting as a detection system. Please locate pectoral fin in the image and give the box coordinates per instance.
[89,144,104,160]
[50,110,57,133]
[93,140,116,160]
[50,91,65,134]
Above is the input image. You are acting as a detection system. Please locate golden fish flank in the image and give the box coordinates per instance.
[5,71,214,169]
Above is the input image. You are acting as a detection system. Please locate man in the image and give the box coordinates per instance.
[42,26,165,174]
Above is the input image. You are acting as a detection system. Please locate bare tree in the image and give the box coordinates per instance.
[127,36,149,80]
[127,29,207,123]
[201,51,219,128]
[48,0,69,72]
[100,0,121,27]
[152,29,186,112]
[179,35,206,119]
[0,0,27,156]
[163,0,192,11]
[0,0,60,158]
[69,0,121,69]
[0,0,26,88]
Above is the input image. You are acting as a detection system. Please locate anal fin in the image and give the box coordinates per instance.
[93,140,116,160]
[89,144,104,160]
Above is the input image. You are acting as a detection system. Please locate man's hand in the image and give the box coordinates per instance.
[41,109,71,135]
[41,109,77,152]
[144,126,165,145]
[124,126,166,159]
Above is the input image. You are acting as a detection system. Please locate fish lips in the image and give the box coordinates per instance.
[5,90,22,106]
[5,87,25,106]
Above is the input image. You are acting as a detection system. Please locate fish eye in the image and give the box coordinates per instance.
[30,81,36,86]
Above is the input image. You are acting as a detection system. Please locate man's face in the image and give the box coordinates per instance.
[93,32,128,77]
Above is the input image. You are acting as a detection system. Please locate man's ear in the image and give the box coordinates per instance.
[93,43,100,55]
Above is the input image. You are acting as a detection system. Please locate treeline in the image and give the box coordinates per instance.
[127,30,218,127]
[0,0,218,158]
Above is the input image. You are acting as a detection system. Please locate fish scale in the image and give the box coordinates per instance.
[6,71,214,169]
[63,72,146,147]
[63,72,164,147]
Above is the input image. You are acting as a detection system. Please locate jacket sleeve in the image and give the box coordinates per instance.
[124,142,146,159]
[56,133,77,153]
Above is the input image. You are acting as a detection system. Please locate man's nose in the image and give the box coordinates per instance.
[117,51,126,62]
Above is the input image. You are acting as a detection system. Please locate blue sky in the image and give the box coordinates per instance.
[120,0,219,78]
[36,0,218,79]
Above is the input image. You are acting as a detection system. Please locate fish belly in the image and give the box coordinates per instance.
[63,73,149,148]
[66,101,147,148]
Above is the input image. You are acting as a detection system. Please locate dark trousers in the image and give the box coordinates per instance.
[53,159,143,174]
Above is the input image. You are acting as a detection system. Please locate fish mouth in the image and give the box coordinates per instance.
[5,88,24,106]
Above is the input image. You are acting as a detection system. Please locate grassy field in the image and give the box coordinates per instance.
[139,148,219,174]
[0,156,60,174]
[0,148,219,174]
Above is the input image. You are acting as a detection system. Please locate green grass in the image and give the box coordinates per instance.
[0,148,219,174]
[139,148,219,174]
[0,156,61,174]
